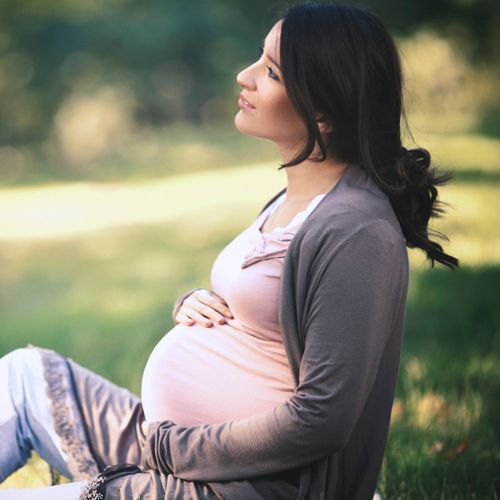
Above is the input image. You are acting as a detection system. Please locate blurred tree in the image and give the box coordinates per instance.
[0,0,498,147]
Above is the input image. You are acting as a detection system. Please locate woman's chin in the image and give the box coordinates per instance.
[234,112,257,134]
[234,113,246,131]
[233,116,269,141]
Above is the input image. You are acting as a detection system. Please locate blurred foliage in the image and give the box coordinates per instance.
[0,0,279,146]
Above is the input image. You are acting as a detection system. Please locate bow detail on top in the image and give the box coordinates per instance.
[241,231,295,269]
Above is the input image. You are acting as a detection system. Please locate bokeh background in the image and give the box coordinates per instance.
[0,0,499,497]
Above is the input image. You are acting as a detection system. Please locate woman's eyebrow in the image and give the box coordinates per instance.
[261,37,281,70]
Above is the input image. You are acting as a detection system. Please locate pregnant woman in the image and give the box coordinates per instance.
[0,2,459,499]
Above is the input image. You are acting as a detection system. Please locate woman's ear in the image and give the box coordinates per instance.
[316,112,333,135]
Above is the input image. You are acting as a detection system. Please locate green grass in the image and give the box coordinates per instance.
[378,266,500,499]
[0,129,499,497]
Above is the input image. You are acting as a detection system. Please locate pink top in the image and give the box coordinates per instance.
[141,192,327,426]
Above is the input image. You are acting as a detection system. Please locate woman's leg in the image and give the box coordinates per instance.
[0,345,145,484]
[62,349,145,469]
[0,346,99,482]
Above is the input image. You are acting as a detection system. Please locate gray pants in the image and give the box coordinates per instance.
[0,346,221,499]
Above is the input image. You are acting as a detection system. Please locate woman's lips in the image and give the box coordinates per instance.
[238,95,255,109]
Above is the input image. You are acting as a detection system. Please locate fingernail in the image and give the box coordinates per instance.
[218,319,225,324]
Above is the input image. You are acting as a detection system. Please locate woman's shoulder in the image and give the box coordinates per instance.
[296,195,406,253]
[287,216,408,299]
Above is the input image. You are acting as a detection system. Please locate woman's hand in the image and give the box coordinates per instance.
[174,288,234,327]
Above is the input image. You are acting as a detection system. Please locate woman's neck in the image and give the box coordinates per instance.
[277,143,349,205]
[281,162,348,206]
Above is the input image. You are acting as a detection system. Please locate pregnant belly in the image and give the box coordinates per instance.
[141,321,294,426]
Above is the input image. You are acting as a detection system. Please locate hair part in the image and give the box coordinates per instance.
[276,1,459,270]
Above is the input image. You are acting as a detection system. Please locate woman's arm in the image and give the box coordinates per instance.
[144,220,407,482]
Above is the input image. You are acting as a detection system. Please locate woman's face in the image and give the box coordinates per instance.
[234,20,308,149]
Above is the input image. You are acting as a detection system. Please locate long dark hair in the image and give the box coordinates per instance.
[277,1,459,270]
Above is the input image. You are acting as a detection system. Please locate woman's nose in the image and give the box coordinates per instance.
[236,64,256,90]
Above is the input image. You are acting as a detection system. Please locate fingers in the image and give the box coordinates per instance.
[193,289,234,320]
[178,309,213,327]
[219,301,234,320]
[183,302,224,326]
[175,313,195,326]
[176,289,234,328]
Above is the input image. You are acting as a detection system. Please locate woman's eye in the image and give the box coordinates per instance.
[266,66,279,81]
[257,46,279,81]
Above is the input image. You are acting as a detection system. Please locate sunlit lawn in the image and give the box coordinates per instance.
[0,130,498,497]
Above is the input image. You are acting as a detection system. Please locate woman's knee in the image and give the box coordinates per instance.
[1,347,45,383]
[0,347,51,413]
[2,346,40,364]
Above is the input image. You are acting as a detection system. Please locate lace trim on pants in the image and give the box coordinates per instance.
[39,347,99,480]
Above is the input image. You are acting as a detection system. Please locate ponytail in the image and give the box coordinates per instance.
[365,146,460,270]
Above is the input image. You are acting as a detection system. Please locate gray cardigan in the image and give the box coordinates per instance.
[143,161,410,499]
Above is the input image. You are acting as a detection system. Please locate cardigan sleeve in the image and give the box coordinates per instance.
[142,220,407,481]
